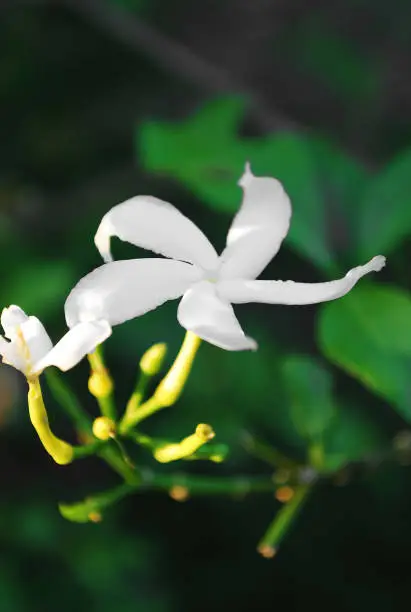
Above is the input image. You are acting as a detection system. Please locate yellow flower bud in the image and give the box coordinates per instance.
[154,423,215,463]
[139,343,167,376]
[92,416,116,441]
[88,370,114,399]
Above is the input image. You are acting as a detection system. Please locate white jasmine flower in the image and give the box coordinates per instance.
[0,305,111,376]
[65,163,385,351]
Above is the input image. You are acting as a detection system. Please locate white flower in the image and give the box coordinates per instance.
[0,305,111,377]
[64,163,386,351]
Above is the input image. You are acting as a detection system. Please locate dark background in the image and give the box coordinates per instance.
[1,1,411,610]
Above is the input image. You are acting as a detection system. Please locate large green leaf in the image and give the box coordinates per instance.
[318,284,411,422]
[357,148,411,259]
[281,354,336,441]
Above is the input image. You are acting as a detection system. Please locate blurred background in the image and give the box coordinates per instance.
[2,0,411,610]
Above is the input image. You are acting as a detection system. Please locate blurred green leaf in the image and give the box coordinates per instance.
[281,354,336,441]
[357,148,411,258]
[323,402,386,471]
[298,24,378,106]
[250,134,334,271]
[308,137,370,259]
[139,97,344,271]
[318,284,411,422]
[139,96,247,211]
[1,259,75,319]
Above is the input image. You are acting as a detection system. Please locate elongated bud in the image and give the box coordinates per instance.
[92,416,116,441]
[154,423,215,463]
[27,378,73,465]
[140,343,167,376]
[88,370,114,399]
[154,332,201,407]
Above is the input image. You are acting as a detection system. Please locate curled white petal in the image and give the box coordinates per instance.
[19,316,54,364]
[0,335,26,372]
[65,258,202,328]
[218,256,386,305]
[95,195,219,270]
[218,163,292,280]
[31,320,112,374]
[1,305,29,340]
[177,281,257,351]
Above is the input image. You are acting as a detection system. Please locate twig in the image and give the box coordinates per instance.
[57,0,298,133]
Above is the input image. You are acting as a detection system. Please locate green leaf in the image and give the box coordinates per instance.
[297,24,378,107]
[357,148,411,258]
[139,96,247,211]
[139,98,340,271]
[250,134,334,271]
[2,259,75,319]
[322,403,386,471]
[318,284,411,422]
[281,355,336,441]
[307,136,370,259]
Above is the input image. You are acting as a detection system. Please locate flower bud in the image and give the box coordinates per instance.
[92,416,116,441]
[140,343,167,376]
[88,370,114,399]
[154,423,215,463]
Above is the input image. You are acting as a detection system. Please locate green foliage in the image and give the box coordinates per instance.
[281,355,335,441]
[357,149,411,258]
[140,98,339,271]
[296,21,379,107]
[141,96,399,273]
[318,284,411,422]
[322,402,386,471]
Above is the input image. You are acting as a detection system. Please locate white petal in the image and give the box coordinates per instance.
[65,258,202,327]
[177,281,257,351]
[1,305,28,339]
[0,335,25,372]
[218,163,292,280]
[95,195,219,270]
[31,320,112,374]
[19,316,54,364]
[218,256,386,305]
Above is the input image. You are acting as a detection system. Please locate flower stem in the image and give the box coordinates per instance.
[27,377,74,465]
[257,483,312,557]
[60,472,277,522]
[45,368,93,437]
[44,369,139,482]
[119,332,201,433]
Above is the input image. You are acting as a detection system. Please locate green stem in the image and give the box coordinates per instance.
[72,441,104,459]
[98,444,140,485]
[257,484,312,556]
[44,369,93,436]
[44,369,139,482]
[141,472,275,495]
[60,472,277,522]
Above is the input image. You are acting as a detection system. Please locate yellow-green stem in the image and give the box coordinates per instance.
[27,378,74,465]
[257,484,312,557]
[120,332,201,433]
